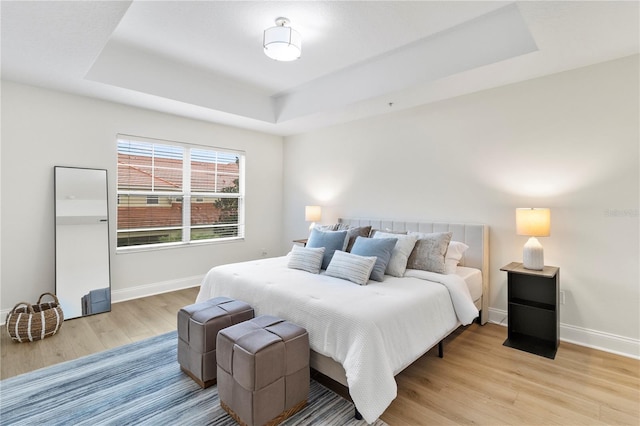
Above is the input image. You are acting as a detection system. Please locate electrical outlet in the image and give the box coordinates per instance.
[560,291,566,305]
[261,248,267,257]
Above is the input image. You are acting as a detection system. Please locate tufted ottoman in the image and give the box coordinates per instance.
[177,297,254,388]
[217,315,310,426]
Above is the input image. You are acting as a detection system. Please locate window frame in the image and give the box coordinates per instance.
[116,134,245,252]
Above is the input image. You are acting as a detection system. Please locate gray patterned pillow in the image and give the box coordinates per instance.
[406,232,453,274]
[287,245,325,274]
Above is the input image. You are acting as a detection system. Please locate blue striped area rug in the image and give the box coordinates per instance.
[0,331,388,426]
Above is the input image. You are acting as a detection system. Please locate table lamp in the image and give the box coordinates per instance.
[516,208,550,270]
[305,205,321,231]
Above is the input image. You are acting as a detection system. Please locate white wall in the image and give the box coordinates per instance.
[3,56,637,358]
[283,55,639,357]
[1,81,284,315]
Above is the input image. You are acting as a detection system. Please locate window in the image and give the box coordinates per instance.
[116,135,244,249]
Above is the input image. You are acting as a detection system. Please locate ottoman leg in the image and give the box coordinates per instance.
[180,367,215,389]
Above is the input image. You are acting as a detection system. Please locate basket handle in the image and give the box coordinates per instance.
[37,292,60,305]
[9,302,34,314]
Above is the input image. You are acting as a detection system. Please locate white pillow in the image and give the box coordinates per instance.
[373,232,417,277]
[287,245,325,274]
[325,250,377,286]
[445,241,469,274]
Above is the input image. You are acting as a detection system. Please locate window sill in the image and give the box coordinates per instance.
[115,237,244,254]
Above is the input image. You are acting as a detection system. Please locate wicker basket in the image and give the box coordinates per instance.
[5,292,64,342]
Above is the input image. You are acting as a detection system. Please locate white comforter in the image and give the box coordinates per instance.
[196,256,479,423]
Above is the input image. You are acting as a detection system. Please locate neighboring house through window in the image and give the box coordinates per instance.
[116,135,244,249]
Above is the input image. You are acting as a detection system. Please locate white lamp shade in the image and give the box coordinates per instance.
[305,205,321,222]
[263,25,301,61]
[516,208,550,237]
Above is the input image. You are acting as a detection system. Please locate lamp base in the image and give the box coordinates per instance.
[522,237,544,270]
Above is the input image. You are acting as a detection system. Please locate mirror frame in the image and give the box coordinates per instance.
[54,166,111,320]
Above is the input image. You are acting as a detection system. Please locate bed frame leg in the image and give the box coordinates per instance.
[438,340,444,358]
[354,407,363,420]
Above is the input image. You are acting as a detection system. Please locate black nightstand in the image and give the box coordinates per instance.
[501,262,559,359]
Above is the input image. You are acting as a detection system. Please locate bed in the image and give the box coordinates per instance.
[197,219,489,423]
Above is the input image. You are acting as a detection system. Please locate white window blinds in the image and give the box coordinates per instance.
[116,135,244,249]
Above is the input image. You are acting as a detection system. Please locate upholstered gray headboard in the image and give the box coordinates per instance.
[338,218,490,324]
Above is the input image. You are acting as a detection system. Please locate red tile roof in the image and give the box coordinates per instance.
[117,153,238,192]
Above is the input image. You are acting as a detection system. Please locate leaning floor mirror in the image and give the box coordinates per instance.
[55,166,111,320]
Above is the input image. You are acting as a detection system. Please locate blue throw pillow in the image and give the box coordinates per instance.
[306,229,348,270]
[350,236,397,281]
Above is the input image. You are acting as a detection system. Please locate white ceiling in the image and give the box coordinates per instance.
[2,1,638,136]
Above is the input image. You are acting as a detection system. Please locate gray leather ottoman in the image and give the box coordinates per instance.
[217,315,310,426]
[177,297,254,388]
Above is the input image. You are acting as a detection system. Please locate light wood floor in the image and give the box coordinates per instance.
[2,288,638,425]
[1,288,198,379]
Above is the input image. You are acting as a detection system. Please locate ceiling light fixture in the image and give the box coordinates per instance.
[263,17,301,62]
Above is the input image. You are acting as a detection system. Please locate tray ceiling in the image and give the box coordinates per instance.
[2,1,638,135]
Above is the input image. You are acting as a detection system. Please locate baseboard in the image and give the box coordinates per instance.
[488,307,640,360]
[559,323,640,360]
[488,307,509,327]
[0,276,203,326]
[111,275,203,304]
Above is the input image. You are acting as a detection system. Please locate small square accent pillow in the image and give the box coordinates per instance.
[350,236,397,281]
[373,232,418,277]
[325,250,377,286]
[407,231,453,274]
[287,245,325,274]
[306,228,348,270]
